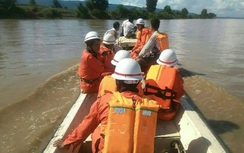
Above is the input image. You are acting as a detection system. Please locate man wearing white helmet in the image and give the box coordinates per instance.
[98,33,117,73]
[145,49,185,121]
[97,50,144,98]
[53,58,159,153]
[78,31,106,93]
[131,18,151,59]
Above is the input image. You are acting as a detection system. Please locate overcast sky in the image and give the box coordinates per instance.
[109,0,244,18]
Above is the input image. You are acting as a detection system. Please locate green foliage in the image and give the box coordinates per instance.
[146,0,157,12]
[163,5,172,14]
[208,12,216,18]
[86,0,108,11]
[181,8,188,18]
[200,9,208,18]
[77,2,91,19]
[1,2,217,20]
[36,8,62,18]
[53,0,62,8]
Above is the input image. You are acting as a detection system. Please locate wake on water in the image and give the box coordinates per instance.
[0,64,81,153]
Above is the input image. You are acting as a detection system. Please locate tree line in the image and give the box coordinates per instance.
[0,0,216,19]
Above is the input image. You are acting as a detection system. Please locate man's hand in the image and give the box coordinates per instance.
[53,138,70,150]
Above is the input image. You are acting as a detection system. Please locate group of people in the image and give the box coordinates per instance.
[53,18,185,153]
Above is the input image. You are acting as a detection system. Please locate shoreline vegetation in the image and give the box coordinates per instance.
[1,0,217,19]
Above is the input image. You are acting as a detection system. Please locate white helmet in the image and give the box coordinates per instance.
[112,58,143,81]
[103,33,115,45]
[84,31,100,42]
[136,18,145,25]
[157,49,178,67]
[111,50,131,66]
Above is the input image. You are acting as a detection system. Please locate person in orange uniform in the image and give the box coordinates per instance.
[144,49,185,120]
[78,31,105,93]
[98,33,116,73]
[131,18,151,59]
[53,59,159,153]
[97,50,131,98]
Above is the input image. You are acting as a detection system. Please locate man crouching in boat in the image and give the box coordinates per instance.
[145,49,185,120]
[136,18,169,73]
[53,58,159,153]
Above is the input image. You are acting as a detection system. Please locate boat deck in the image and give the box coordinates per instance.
[43,93,228,153]
[79,119,181,153]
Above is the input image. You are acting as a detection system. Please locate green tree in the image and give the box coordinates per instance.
[181,8,188,18]
[77,2,90,19]
[208,12,216,18]
[200,9,207,18]
[115,4,129,18]
[53,0,62,8]
[86,0,108,11]
[163,5,172,14]
[146,0,158,12]
[30,0,36,5]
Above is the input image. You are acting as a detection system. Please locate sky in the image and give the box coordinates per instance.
[108,0,244,18]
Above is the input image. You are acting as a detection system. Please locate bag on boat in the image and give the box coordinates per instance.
[156,32,169,52]
[102,92,159,153]
[145,65,177,110]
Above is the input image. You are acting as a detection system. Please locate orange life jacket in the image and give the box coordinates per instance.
[156,32,169,52]
[97,75,116,98]
[102,91,159,153]
[144,65,179,120]
[97,76,145,98]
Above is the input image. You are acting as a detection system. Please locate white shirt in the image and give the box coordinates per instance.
[121,19,129,29]
[123,22,135,37]
[104,28,119,40]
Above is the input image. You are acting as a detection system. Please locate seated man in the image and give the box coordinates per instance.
[120,16,132,36]
[98,33,116,73]
[123,17,136,38]
[131,18,151,59]
[137,18,169,73]
[53,58,159,153]
[78,31,106,93]
[144,49,185,121]
[104,21,120,40]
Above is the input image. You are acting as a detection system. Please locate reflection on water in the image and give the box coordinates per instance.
[0,19,244,152]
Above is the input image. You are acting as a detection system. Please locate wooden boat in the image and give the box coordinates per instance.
[43,92,228,153]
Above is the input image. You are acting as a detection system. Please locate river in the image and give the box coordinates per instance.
[0,19,244,153]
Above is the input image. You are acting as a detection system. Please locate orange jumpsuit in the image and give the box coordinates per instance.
[78,49,105,93]
[98,44,115,73]
[62,91,144,152]
[131,27,151,59]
